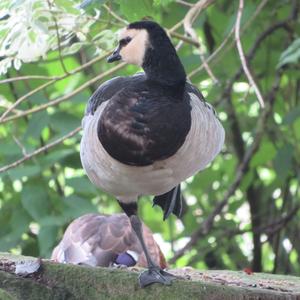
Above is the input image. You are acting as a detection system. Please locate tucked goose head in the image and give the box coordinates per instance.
[51,213,167,269]
[107,20,186,85]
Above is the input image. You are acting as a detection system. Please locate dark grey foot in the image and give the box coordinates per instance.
[139,267,177,288]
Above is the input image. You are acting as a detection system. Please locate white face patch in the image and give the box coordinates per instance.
[118,28,149,66]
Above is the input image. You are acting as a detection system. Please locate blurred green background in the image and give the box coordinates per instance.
[0,0,299,275]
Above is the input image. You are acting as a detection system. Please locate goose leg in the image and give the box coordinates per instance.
[118,200,176,287]
[129,214,177,287]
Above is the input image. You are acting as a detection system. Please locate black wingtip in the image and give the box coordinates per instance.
[153,185,182,221]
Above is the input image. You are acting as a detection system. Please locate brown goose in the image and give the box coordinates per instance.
[51,213,167,269]
[80,20,225,287]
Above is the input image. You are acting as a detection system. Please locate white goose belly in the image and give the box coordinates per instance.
[80,93,225,203]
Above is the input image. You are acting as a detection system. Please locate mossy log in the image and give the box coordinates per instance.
[1,253,300,300]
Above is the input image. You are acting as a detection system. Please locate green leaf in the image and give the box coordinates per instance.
[92,30,117,50]
[79,0,105,9]
[23,110,49,140]
[250,141,277,167]
[7,165,41,181]
[39,215,66,227]
[38,225,58,257]
[49,112,80,135]
[10,206,32,238]
[153,0,174,7]
[38,149,76,168]
[63,194,97,219]
[61,42,84,56]
[21,183,50,221]
[66,176,98,195]
[118,0,154,22]
[277,38,300,68]
[0,206,31,251]
[54,0,79,14]
[273,144,294,180]
[283,106,300,125]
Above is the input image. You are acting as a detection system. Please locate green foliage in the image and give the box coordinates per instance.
[0,0,98,74]
[0,0,300,277]
[277,38,300,68]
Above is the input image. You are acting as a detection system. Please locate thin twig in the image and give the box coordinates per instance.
[188,0,269,79]
[169,71,282,264]
[188,26,234,79]
[169,20,185,33]
[0,127,81,174]
[0,75,60,84]
[183,0,218,83]
[0,63,126,124]
[176,0,193,7]
[187,202,299,266]
[47,0,69,74]
[169,31,200,47]
[235,0,265,108]
[0,98,22,114]
[225,204,300,237]
[12,135,28,156]
[0,52,109,122]
[0,80,55,122]
[102,4,200,48]
[103,4,128,25]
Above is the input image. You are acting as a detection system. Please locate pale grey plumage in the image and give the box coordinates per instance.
[51,213,167,268]
[80,93,224,203]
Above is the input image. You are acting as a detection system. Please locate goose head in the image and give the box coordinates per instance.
[107,20,186,85]
[107,25,149,66]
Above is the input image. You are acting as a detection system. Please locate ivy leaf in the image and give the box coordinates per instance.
[277,38,300,68]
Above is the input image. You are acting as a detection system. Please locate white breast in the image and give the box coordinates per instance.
[80,93,225,203]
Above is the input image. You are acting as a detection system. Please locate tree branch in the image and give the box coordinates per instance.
[0,52,111,123]
[0,63,126,124]
[183,0,217,83]
[235,0,265,108]
[188,0,269,79]
[169,71,282,264]
[0,127,81,174]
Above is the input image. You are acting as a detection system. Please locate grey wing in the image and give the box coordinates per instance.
[51,213,108,266]
[85,73,146,116]
[51,213,140,267]
[185,82,217,116]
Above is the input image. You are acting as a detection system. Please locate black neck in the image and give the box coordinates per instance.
[142,35,186,87]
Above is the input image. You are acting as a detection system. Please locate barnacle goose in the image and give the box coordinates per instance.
[52,213,166,269]
[80,20,225,287]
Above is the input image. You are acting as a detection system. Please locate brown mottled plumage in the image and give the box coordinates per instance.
[51,213,167,269]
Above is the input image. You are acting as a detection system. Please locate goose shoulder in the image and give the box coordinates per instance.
[97,81,192,166]
[85,73,146,116]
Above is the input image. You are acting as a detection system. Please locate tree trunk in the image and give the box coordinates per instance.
[1,253,300,300]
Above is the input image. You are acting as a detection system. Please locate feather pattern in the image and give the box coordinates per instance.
[80,92,225,203]
[51,213,166,268]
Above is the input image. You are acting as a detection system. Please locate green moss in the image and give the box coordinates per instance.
[0,288,16,300]
[1,253,300,300]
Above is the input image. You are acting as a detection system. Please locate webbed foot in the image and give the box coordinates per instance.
[139,267,177,288]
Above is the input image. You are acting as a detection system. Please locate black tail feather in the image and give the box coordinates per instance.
[153,185,182,220]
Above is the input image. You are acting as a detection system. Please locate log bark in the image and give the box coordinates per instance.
[1,253,300,300]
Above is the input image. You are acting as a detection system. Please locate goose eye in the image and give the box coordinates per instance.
[119,37,132,47]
